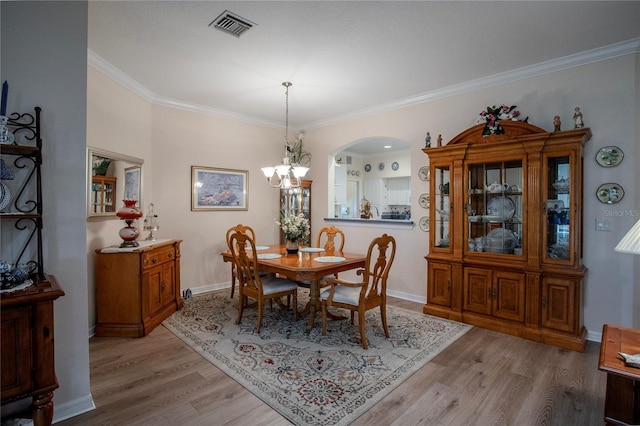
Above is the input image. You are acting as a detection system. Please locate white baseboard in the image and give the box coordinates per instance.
[188,282,230,296]
[53,393,96,423]
[387,289,426,305]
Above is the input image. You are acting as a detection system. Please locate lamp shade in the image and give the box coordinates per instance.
[615,218,640,254]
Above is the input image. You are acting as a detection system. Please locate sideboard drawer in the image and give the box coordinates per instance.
[143,245,175,269]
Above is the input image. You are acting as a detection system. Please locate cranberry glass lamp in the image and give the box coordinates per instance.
[116,199,143,247]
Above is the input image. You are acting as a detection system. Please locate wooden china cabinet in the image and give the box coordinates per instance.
[91,175,116,213]
[279,180,312,246]
[423,120,591,351]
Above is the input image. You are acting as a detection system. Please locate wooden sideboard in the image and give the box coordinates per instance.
[1,276,65,426]
[95,239,183,337]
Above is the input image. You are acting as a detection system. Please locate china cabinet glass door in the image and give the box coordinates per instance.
[466,160,523,255]
[280,181,312,246]
[433,165,450,249]
[544,155,571,262]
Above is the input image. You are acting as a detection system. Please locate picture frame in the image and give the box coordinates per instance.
[191,166,248,211]
[124,165,141,204]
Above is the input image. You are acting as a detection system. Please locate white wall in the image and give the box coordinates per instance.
[1,1,93,420]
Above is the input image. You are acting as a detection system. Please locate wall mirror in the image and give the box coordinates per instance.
[87,147,144,219]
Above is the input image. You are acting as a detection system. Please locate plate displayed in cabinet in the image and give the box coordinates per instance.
[596,146,624,167]
[418,166,430,181]
[596,183,624,204]
[418,193,430,209]
[547,199,564,212]
[486,196,516,221]
[419,216,429,232]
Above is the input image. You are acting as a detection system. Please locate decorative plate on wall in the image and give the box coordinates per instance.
[391,161,399,171]
[378,162,385,171]
[419,193,430,209]
[364,164,371,172]
[418,166,430,181]
[419,216,429,232]
[596,146,624,167]
[596,183,624,204]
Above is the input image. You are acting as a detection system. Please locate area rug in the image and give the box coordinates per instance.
[163,290,471,426]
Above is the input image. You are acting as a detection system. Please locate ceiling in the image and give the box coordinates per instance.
[88,1,639,153]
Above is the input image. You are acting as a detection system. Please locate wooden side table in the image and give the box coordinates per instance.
[598,324,640,425]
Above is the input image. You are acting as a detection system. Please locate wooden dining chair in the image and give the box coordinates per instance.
[297,225,346,290]
[226,224,258,299]
[316,225,345,254]
[320,233,396,349]
[229,229,298,333]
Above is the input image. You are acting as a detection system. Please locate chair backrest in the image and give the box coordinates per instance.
[228,229,262,293]
[362,233,396,300]
[316,225,345,253]
[226,224,256,250]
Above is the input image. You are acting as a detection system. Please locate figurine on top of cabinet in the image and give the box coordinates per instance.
[553,115,561,132]
[437,134,442,147]
[425,132,431,148]
[573,107,584,128]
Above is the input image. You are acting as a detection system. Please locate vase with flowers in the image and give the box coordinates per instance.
[279,213,310,254]
[478,104,527,136]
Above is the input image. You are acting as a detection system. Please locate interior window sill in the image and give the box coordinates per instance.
[324,217,414,227]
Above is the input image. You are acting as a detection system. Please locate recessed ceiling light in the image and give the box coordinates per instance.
[384,145,392,149]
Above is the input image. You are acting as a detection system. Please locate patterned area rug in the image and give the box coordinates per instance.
[163,291,471,426]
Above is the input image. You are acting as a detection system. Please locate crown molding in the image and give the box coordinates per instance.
[305,37,640,129]
[88,50,281,129]
[89,38,639,130]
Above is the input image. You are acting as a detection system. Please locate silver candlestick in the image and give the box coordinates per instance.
[143,203,159,241]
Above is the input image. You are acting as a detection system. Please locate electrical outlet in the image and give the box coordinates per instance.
[595,218,613,231]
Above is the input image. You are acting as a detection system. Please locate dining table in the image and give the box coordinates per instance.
[222,244,367,331]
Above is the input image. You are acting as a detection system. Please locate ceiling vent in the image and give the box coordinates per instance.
[210,10,255,38]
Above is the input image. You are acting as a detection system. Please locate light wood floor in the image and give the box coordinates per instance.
[58,296,607,426]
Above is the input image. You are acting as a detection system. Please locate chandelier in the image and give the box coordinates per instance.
[261,82,309,189]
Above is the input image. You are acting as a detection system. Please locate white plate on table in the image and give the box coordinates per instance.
[248,245,270,251]
[257,253,282,260]
[314,256,346,263]
[299,247,324,253]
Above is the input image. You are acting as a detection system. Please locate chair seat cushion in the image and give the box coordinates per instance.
[262,276,299,295]
[320,285,360,306]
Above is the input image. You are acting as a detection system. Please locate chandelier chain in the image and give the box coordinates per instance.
[283,82,291,158]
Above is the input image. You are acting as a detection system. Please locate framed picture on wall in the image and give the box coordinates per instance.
[191,166,248,211]
[124,165,141,204]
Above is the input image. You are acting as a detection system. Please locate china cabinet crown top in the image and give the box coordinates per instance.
[423,121,591,152]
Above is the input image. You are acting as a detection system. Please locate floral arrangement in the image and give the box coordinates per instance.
[278,213,310,241]
[478,105,526,136]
